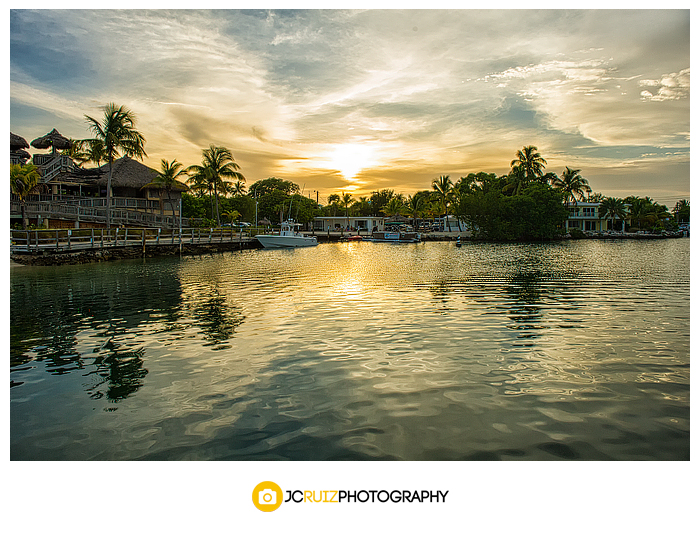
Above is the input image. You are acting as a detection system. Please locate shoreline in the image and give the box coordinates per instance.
[10,232,688,267]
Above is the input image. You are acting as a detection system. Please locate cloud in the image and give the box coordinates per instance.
[9,9,690,201]
[639,68,690,101]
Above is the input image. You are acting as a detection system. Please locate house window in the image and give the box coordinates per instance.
[583,207,596,217]
[569,220,580,228]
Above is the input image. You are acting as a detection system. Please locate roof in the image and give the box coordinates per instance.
[95,156,159,188]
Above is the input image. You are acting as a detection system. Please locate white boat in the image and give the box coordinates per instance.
[367,230,421,243]
[256,220,318,249]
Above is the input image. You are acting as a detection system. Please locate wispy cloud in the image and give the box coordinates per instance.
[10,9,690,201]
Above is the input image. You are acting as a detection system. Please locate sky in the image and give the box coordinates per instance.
[9,7,691,206]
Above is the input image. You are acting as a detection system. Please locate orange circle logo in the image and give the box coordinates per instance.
[252,481,283,512]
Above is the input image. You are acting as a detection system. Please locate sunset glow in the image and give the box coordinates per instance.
[9,8,690,204]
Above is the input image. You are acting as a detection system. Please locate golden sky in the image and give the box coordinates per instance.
[10,8,690,206]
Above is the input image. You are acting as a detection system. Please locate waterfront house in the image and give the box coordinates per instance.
[565,202,603,232]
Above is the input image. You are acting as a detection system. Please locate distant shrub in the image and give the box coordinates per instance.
[569,228,586,239]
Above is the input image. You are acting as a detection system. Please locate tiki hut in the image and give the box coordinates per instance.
[31,128,72,155]
[95,156,160,198]
[11,132,29,151]
[10,132,31,164]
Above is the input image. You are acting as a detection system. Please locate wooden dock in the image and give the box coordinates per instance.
[10,227,261,265]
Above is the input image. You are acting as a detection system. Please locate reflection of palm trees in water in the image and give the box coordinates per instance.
[86,342,148,402]
[505,271,545,341]
[189,291,246,346]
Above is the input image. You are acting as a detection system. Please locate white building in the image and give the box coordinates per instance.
[313,216,387,232]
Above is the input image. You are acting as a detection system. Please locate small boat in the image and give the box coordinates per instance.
[256,220,318,249]
[367,230,421,243]
[347,235,364,241]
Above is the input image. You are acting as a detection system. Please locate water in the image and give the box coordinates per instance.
[10,239,690,460]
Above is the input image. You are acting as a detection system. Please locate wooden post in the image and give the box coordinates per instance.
[56,230,59,251]
[91,228,95,248]
[142,228,146,256]
[100,228,104,248]
[124,227,128,246]
[67,229,71,250]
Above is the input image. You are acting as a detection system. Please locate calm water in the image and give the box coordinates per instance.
[10,239,690,460]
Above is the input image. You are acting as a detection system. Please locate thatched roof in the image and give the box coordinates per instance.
[93,156,187,192]
[31,128,72,152]
[95,156,158,188]
[11,132,29,150]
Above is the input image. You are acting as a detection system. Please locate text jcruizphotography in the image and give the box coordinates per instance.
[286,489,449,504]
[253,481,448,512]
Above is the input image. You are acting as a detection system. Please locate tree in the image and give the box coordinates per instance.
[432,175,454,231]
[84,103,147,228]
[11,163,42,229]
[599,197,628,232]
[454,180,568,241]
[511,145,547,183]
[406,193,426,228]
[340,192,353,227]
[369,189,396,216]
[231,180,246,197]
[383,196,408,220]
[673,199,690,224]
[147,159,188,228]
[62,139,90,167]
[551,167,592,207]
[222,209,241,224]
[187,145,245,227]
[503,165,528,197]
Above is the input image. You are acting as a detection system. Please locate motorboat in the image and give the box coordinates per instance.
[255,220,318,249]
[367,230,421,243]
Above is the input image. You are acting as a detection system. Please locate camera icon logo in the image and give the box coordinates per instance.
[259,489,276,504]
[252,481,283,512]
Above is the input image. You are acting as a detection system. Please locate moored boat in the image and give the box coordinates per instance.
[367,230,421,243]
[256,221,318,248]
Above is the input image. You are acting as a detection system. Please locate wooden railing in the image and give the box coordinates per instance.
[10,199,191,228]
[10,227,253,253]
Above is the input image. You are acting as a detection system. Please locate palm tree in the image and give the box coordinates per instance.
[382,196,407,220]
[62,139,90,167]
[187,145,245,227]
[511,145,547,183]
[341,192,353,228]
[11,163,41,229]
[673,199,690,224]
[503,165,528,196]
[231,180,246,197]
[222,209,241,225]
[406,194,425,229]
[432,175,454,231]
[84,138,107,168]
[552,167,592,207]
[599,197,628,233]
[148,159,188,228]
[84,103,147,228]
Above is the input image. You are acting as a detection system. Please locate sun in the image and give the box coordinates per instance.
[327,143,377,181]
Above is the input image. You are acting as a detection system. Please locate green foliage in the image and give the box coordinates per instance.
[249,177,299,197]
[568,228,586,239]
[455,179,568,241]
[673,199,690,223]
[369,189,396,216]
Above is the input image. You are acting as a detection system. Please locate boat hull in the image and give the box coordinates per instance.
[256,235,318,248]
[367,231,421,243]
